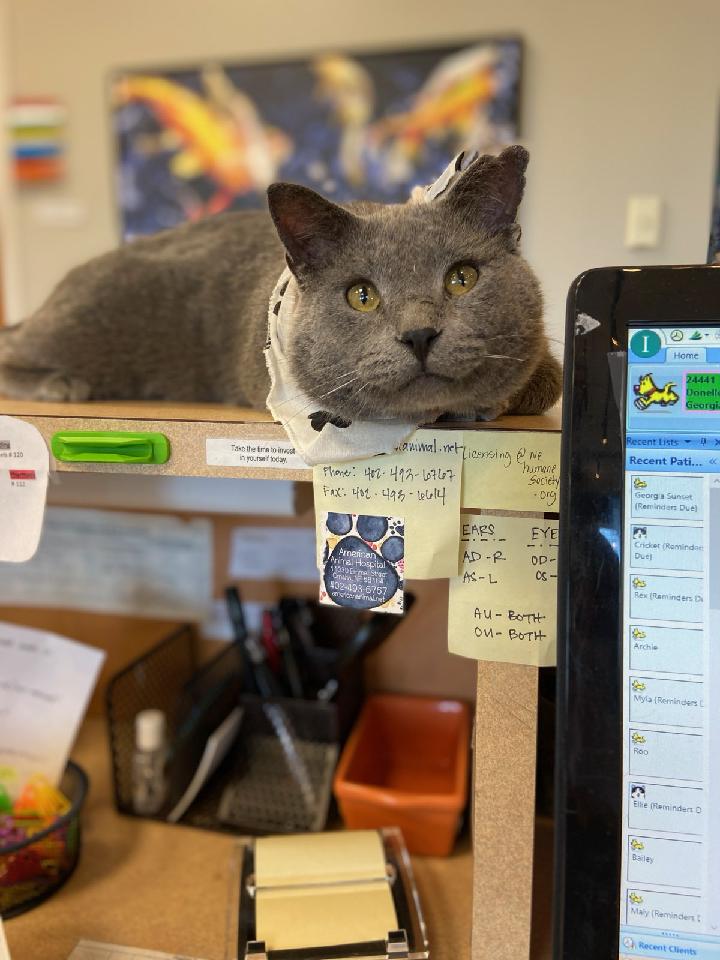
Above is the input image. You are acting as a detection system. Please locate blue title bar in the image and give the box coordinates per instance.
[626,448,720,472]
[629,347,720,364]
[627,433,720,450]
[620,928,720,959]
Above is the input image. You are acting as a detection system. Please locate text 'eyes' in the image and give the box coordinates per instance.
[346,281,380,312]
[444,263,478,296]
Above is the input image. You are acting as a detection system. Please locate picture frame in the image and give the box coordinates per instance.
[110,38,523,239]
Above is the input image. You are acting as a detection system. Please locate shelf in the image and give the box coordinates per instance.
[0,398,562,481]
[5,717,474,960]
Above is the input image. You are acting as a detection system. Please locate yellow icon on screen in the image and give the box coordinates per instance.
[629,892,644,905]
[634,478,648,489]
[632,628,647,639]
[630,839,645,851]
[632,680,646,691]
[632,733,646,744]
[633,577,647,588]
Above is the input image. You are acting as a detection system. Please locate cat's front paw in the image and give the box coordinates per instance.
[308,410,352,432]
[474,405,508,422]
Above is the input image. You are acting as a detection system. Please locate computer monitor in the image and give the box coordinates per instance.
[554,264,720,960]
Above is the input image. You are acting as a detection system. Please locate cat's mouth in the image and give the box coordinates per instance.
[399,370,454,389]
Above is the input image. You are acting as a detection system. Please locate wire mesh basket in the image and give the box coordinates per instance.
[0,762,88,918]
[105,601,412,833]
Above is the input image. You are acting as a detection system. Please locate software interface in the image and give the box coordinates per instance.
[621,325,720,960]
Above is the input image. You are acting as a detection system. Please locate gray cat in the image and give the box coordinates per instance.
[0,146,561,424]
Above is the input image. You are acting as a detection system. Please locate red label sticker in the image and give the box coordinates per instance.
[9,469,36,480]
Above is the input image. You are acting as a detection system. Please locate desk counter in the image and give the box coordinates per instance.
[5,718,473,960]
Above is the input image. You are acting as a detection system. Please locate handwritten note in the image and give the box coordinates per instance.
[461,430,561,512]
[448,515,559,666]
[313,430,463,579]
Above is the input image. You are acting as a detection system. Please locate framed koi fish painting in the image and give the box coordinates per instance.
[710,113,720,264]
[111,38,522,239]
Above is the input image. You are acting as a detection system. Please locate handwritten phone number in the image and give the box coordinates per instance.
[321,464,456,483]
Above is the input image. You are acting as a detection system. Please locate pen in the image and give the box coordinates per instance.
[273,609,305,699]
[225,586,282,699]
[261,609,282,675]
[317,596,416,701]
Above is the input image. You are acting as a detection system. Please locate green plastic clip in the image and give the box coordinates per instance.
[51,430,171,464]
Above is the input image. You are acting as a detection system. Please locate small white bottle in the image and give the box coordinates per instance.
[132,709,168,816]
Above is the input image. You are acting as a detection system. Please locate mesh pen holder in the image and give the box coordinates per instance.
[106,624,245,830]
[106,601,413,834]
[217,695,340,834]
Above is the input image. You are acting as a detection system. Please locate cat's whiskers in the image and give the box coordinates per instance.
[484,333,564,347]
[271,371,358,411]
[483,353,528,362]
[284,376,362,425]
[352,382,373,420]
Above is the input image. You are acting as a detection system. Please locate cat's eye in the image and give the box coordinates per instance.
[444,263,479,296]
[346,281,380,312]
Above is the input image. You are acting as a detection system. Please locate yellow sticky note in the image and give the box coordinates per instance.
[254,831,397,951]
[462,430,561,512]
[448,514,559,666]
[313,430,463,579]
[255,830,388,887]
[257,883,397,951]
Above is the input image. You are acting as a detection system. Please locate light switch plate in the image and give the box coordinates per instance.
[625,194,662,249]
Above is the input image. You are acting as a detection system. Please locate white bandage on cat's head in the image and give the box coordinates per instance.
[410,150,480,204]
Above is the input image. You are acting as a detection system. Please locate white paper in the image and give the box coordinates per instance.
[202,597,264,641]
[0,507,213,619]
[206,438,307,471]
[167,706,244,823]
[49,473,299,516]
[68,942,205,960]
[228,526,318,581]
[0,916,10,960]
[0,622,105,798]
[0,415,49,563]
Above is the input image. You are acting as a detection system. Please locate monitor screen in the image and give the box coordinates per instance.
[621,324,720,959]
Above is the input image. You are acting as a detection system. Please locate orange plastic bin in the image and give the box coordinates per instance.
[333,693,471,856]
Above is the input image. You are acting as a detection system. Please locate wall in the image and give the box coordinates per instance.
[0,0,22,322]
[2,0,720,342]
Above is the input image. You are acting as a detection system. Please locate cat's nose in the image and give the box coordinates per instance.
[399,327,441,364]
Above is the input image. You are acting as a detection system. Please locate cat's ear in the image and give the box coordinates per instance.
[443,145,529,243]
[267,183,357,276]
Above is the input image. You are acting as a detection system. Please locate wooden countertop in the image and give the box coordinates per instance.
[5,718,473,960]
[0,398,561,481]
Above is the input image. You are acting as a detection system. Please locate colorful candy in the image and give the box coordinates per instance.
[0,776,74,908]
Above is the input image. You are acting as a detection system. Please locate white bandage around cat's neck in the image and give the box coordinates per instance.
[264,152,475,466]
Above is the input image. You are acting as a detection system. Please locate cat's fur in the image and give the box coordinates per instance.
[0,146,561,421]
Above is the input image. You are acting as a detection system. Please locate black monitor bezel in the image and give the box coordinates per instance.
[554,264,720,960]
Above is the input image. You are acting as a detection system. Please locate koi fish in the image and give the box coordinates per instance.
[116,71,291,216]
[370,46,501,181]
